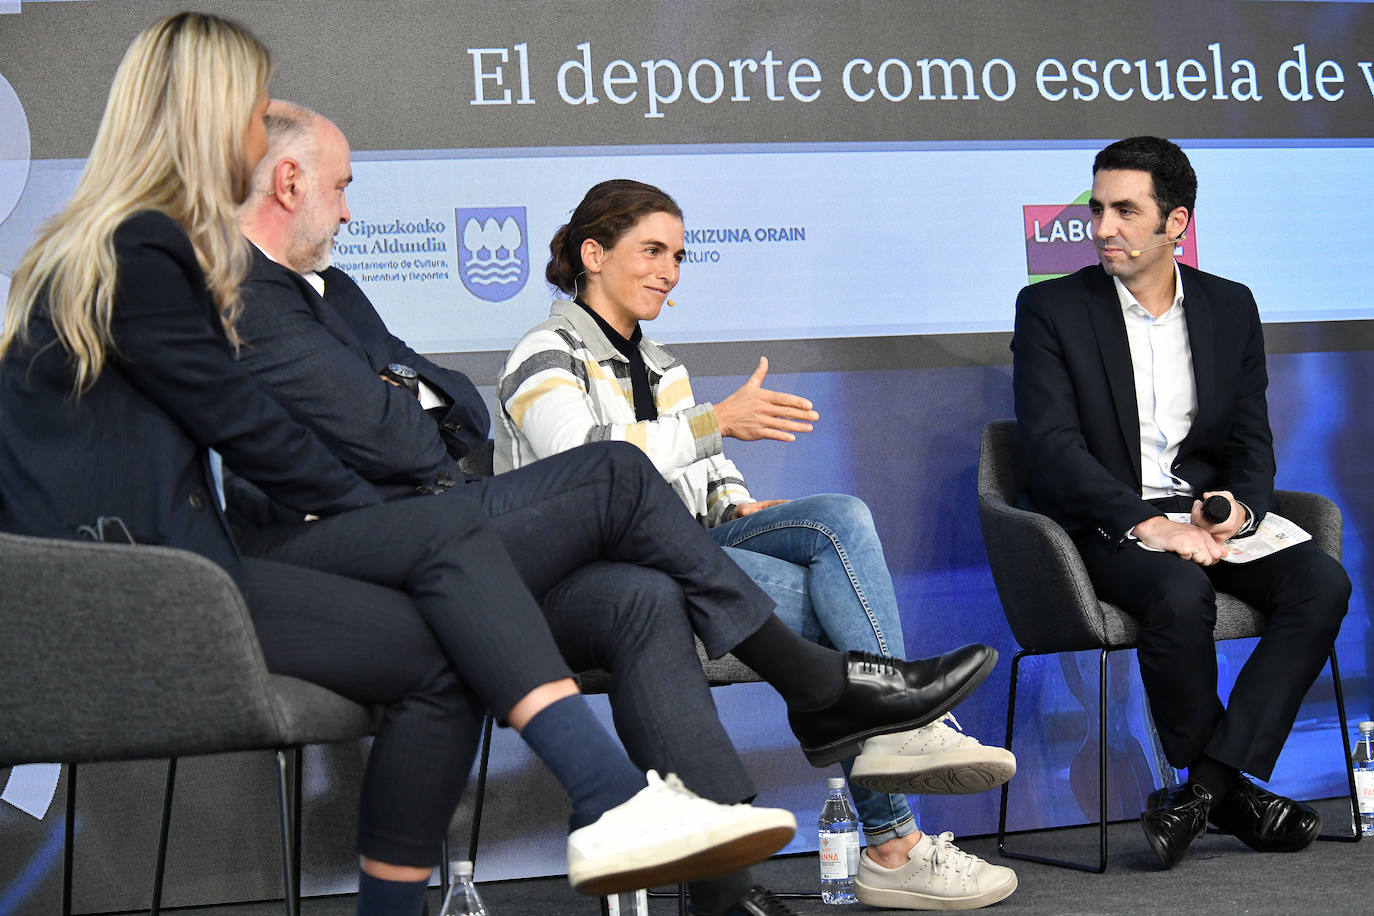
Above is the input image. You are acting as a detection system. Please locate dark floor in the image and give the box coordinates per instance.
[127,800,1372,916]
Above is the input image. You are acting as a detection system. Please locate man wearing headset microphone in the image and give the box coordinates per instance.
[1011,136,1351,868]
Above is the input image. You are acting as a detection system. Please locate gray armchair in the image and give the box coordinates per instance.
[0,531,377,916]
[976,419,1361,872]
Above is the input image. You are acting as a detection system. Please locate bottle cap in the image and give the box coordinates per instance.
[454,859,474,877]
[1360,720,1374,731]
[827,777,846,789]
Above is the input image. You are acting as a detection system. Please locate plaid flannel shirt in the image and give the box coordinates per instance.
[497,299,750,527]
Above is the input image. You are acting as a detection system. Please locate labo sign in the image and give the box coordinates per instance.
[1022,202,1199,283]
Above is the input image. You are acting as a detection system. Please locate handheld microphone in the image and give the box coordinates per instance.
[1201,494,1231,525]
[1129,233,1186,258]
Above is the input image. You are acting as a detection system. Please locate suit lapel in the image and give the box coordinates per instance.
[1179,267,1214,461]
[1084,267,1143,485]
[296,268,373,365]
[1180,266,1214,423]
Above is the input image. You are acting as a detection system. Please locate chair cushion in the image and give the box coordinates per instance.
[1097,595,1269,649]
[267,675,379,746]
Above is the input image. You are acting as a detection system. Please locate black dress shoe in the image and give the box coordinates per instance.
[787,645,997,766]
[1141,782,1211,868]
[1208,774,1321,852]
[694,885,797,916]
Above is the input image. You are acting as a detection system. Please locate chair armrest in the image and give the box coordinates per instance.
[977,495,1114,652]
[459,438,496,478]
[1273,490,1342,563]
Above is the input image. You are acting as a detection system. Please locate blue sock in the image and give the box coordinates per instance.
[355,870,428,916]
[520,694,645,830]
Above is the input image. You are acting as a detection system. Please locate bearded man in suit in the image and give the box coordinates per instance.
[230,100,1002,915]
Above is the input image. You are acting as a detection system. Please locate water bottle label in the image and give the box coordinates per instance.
[605,889,648,915]
[819,832,854,879]
[845,830,861,876]
[1356,769,1374,815]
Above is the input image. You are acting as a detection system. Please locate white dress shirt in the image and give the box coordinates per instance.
[1113,262,1196,500]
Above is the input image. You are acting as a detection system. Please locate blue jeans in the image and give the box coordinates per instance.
[710,493,918,843]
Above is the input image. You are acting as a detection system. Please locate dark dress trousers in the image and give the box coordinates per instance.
[0,212,577,865]
[1012,264,1349,779]
[230,248,773,805]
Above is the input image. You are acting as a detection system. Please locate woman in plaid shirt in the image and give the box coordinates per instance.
[497,179,1020,914]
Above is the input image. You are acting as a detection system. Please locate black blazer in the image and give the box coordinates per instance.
[232,248,489,500]
[0,212,381,580]
[1011,263,1275,545]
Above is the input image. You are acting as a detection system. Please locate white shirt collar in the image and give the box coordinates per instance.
[1112,260,1184,319]
[250,240,325,296]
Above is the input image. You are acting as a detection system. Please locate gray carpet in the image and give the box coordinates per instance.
[114,800,1371,916]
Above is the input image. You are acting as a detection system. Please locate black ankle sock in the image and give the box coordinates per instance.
[729,615,846,709]
[1189,756,1239,802]
[355,870,427,916]
[687,869,755,915]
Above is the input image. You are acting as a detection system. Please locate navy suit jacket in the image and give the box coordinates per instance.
[1011,263,1276,545]
[0,212,381,580]
[232,248,489,503]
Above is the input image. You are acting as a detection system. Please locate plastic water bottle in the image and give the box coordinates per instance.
[1354,720,1374,837]
[599,889,648,915]
[818,777,860,905]
[438,860,489,916]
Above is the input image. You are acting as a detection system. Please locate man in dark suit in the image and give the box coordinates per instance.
[234,101,999,915]
[1012,136,1351,868]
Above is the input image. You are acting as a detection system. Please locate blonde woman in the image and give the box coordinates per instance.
[0,16,798,913]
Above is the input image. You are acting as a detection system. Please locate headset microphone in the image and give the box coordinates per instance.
[666,299,676,307]
[1129,233,1186,258]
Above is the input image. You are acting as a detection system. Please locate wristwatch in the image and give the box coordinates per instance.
[382,362,420,395]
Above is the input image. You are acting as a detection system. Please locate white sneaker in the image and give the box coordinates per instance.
[850,713,1016,794]
[856,831,1017,910]
[566,770,796,896]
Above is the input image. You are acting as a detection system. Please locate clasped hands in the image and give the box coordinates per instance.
[1130,489,1247,566]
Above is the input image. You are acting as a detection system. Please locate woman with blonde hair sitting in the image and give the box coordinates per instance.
[0,17,796,914]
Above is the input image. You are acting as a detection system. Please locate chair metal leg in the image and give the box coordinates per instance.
[1095,648,1109,870]
[150,758,178,915]
[998,648,1110,873]
[1318,649,1362,843]
[466,715,496,865]
[62,762,76,916]
[440,838,451,902]
[995,650,1020,857]
[276,750,300,916]
[292,747,304,904]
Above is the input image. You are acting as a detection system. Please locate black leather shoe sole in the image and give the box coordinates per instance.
[800,647,998,766]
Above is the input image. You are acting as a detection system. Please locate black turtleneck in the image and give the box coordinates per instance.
[576,299,658,421]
